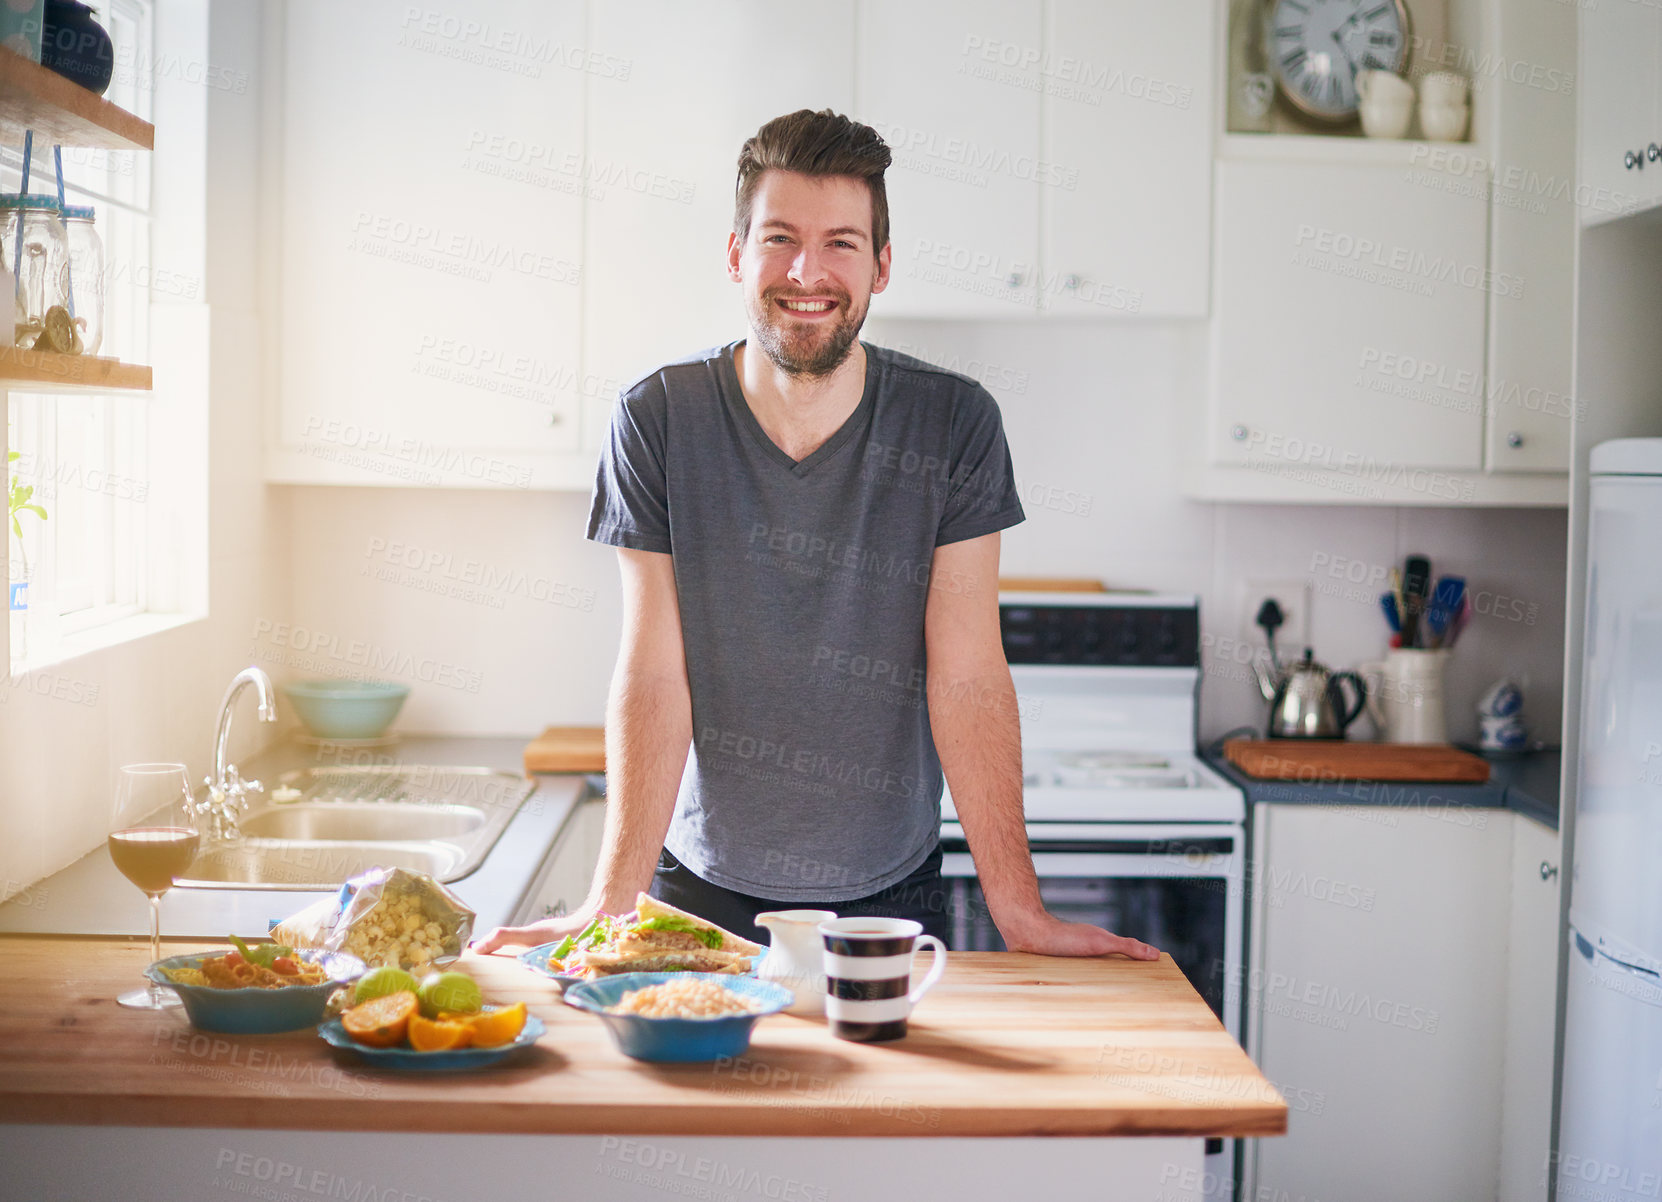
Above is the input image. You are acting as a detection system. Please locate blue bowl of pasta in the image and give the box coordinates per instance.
[146,948,365,1033]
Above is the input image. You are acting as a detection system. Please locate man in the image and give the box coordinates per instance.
[476,110,1156,961]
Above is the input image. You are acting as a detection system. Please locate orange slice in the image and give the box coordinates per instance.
[465,1001,527,1048]
[408,1014,473,1052]
[341,990,418,1048]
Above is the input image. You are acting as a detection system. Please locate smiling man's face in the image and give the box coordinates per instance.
[727,170,892,379]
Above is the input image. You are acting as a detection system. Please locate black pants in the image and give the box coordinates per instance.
[650,845,952,948]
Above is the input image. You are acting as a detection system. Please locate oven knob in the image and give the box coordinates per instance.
[1158,626,1179,653]
[1118,627,1140,652]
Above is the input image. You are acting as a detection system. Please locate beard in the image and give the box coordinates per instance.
[747,284,868,379]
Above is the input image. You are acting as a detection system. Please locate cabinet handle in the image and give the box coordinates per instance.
[1506,431,1524,449]
[1231,424,1249,442]
[1626,150,1640,170]
[1540,861,1558,882]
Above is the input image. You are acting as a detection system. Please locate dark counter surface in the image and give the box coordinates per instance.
[1204,747,1560,831]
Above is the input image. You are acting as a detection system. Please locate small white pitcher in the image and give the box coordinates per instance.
[755,909,838,1017]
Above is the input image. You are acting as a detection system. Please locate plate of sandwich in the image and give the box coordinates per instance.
[518,893,763,986]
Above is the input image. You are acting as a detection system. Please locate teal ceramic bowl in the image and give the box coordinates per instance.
[281,680,410,739]
[146,949,365,1034]
[563,973,794,1063]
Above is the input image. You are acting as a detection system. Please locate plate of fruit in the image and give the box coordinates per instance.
[317,966,542,1070]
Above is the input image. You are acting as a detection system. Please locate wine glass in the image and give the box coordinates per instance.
[108,763,200,1009]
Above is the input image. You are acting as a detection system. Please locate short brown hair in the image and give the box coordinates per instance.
[734,109,891,257]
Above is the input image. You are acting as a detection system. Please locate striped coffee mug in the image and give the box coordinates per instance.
[818,917,947,1042]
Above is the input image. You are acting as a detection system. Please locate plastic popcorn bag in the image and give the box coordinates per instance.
[271,866,474,971]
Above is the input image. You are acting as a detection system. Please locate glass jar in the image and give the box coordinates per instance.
[60,204,103,355]
[0,195,69,349]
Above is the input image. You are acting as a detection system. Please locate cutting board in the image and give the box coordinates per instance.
[998,576,1106,592]
[1223,738,1491,784]
[523,725,605,775]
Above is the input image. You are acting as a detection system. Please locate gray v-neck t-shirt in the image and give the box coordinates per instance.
[586,339,1024,901]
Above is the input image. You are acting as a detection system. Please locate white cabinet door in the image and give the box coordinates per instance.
[277,0,586,474]
[582,1,854,451]
[1484,0,1576,473]
[1245,803,1510,1202]
[513,796,606,927]
[1499,815,1561,1202]
[1209,160,1489,474]
[1041,1,1213,318]
[1578,0,1660,226]
[855,0,1041,317]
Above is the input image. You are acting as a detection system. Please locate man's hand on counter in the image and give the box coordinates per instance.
[999,911,1161,961]
[470,908,596,956]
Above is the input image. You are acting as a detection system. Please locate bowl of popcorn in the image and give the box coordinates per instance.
[562,972,795,1062]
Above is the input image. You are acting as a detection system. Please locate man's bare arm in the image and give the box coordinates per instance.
[473,547,690,952]
[926,533,1157,960]
[585,548,693,913]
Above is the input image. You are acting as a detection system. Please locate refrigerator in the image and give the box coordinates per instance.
[1559,438,1662,1201]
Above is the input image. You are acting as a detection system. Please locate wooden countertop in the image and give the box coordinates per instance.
[0,937,1286,1139]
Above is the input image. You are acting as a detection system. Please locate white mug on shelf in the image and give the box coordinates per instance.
[1419,103,1470,142]
[1360,648,1450,744]
[1418,71,1469,107]
[1356,69,1415,138]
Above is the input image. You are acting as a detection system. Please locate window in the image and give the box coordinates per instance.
[7,0,154,667]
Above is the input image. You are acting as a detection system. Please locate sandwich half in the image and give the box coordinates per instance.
[575,892,764,976]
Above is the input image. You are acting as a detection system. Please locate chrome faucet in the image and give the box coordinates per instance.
[198,666,279,841]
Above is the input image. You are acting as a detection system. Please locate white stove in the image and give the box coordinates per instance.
[942,592,1245,825]
[939,591,1246,1202]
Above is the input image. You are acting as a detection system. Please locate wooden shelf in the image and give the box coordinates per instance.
[0,347,150,391]
[0,48,152,152]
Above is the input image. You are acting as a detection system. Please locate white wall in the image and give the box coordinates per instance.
[0,2,288,900]
[276,315,1568,750]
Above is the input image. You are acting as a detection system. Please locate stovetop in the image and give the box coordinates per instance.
[942,747,1245,824]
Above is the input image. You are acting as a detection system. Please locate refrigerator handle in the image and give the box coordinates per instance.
[1571,930,1662,1008]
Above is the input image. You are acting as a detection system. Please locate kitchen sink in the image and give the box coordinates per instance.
[173,765,534,891]
[240,802,485,842]
[181,840,466,887]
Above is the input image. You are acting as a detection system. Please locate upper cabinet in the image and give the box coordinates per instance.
[267,0,587,489]
[855,1,1042,318]
[1041,1,1213,319]
[264,0,1578,498]
[582,2,854,452]
[855,0,1213,320]
[1485,0,1577,473]
[1190,0,1575,504]
[1208,159,1488,475]
[266,0,1220,490]
[1578,0,1661,225]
